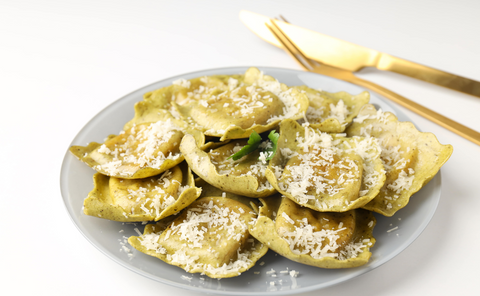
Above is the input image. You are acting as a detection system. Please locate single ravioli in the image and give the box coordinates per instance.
[249,195,376,268]
[128,196,268,278]
[335,136,387,205]
[266,119,376,212]
[173,67,309,141]
[346,104,453,216]
[180,134,276,198]
[83,163,201,222]
[123,74,239,130]
[295,86,369,133]
[70,112,199,179]
[123,106,209,150]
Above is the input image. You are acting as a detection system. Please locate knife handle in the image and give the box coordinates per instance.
[376,54,480,97]
[347,74,480,146]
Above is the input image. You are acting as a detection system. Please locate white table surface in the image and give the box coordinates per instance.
[2,0,480,295]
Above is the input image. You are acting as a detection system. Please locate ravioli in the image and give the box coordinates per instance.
[180,134,276,198]
[266,119,382,212]
[123,75,238,130]
[70,113,190,179]
[173,67,309,141]
[335,136,387,204]
[249,196,376,268]
[83,164,201,222]
[128,196,268,278]
[346,104,453,216]
[69,68,454,277]
[296,86,370,132]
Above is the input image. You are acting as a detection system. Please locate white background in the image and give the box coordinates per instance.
[2,0,480,295]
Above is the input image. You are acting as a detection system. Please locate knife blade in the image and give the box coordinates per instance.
[240,10,480,98]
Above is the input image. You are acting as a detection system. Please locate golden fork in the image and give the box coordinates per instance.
[266,18,480,146]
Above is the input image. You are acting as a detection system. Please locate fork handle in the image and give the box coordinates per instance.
[377,53,480,98]
[346,74,480,145]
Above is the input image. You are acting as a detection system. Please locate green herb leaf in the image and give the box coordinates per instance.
[228,131,262,161]
[265,130,280,161]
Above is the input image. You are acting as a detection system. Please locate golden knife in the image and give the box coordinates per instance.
[240,10,480,98]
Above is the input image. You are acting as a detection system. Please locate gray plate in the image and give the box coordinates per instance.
[60,67,442,295]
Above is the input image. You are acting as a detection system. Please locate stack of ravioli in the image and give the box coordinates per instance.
[70,67,453,278]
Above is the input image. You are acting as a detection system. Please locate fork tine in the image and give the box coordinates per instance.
[277,15,289,23]
[266,19,316,71]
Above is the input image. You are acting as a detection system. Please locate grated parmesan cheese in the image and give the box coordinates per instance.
[93,120,183,177]
[173,78,191,89]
